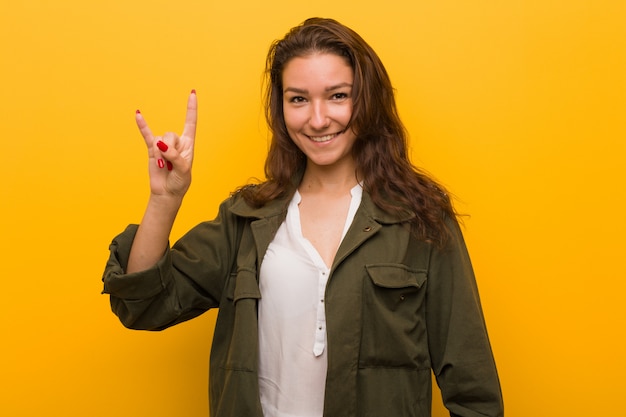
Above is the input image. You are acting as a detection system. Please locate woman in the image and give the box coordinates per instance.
[103,17,503,417]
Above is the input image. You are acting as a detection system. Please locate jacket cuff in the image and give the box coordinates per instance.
[101,224,170,299]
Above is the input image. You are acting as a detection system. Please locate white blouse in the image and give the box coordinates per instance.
[258,184,363,417]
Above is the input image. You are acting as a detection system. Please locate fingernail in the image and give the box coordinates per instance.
[166,161,173,171]
[191,89,196,95]
[156,141,168,152]
[136,109,141,114]
[157,159,165,169]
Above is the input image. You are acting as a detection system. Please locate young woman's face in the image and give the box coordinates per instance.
[281,53,357,170]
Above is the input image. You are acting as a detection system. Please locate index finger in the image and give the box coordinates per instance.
[181,89,198,139]
[136,110,155,148]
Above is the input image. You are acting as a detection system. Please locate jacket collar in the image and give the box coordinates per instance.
[358,190,415,225]
[228,186,414,225]
[228,189,292,220]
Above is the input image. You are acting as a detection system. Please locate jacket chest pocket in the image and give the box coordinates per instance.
[360,264,428,368]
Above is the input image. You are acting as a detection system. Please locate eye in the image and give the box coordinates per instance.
[331,92,349,101]
[288,96,306,104]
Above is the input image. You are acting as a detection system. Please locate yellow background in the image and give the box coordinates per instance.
[1,0,624,416]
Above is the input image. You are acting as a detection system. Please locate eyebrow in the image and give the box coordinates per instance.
[283,82,353,94]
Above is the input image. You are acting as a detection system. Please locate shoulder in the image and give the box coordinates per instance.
[226,185,292,220]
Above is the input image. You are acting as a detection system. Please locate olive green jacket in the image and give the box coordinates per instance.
[102,190,503,417]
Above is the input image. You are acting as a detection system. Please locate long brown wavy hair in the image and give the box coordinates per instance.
[239,17,458,246]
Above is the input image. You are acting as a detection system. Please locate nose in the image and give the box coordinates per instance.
[309,100,330,130]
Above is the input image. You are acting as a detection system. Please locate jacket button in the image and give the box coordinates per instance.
[363,226,372,232]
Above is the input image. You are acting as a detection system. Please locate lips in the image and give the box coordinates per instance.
[306,131,342,143]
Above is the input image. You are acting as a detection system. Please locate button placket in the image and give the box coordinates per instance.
[313,268,329,356]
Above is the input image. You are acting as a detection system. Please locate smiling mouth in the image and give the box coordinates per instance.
[307,131,343,143]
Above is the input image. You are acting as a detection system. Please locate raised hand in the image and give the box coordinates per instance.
[126,90,198,273]
[136,90,197,198]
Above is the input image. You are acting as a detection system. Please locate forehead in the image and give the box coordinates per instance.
[282,53,353,88]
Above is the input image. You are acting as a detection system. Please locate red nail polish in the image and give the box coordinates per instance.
[157,159,165,169]
[136,109,141,114]
[191,89,196,95]
[166,161,173,171]
[156,141,168,152]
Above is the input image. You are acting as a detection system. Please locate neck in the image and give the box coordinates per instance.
[299,163,359,195]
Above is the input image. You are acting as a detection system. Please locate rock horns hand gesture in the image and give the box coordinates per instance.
[136,90,197,199]
[126,90,197,274]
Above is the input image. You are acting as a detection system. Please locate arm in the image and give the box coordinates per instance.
[103,91,223,330]
[426,219,504,417]
[102,198,242,331]
[127,90,197,273]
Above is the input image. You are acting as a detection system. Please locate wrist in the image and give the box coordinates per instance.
[148,193,184,208]
[145,194,184,222]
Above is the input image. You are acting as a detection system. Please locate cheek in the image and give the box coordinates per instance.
[283,108,303,132]
[333,103,353,124]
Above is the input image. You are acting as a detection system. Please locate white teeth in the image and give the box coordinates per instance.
[309,133,336,143]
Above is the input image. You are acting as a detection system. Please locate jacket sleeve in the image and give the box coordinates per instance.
[426,218,504,417]
[101,197,243,331]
